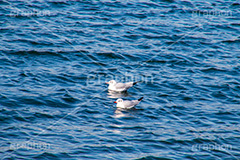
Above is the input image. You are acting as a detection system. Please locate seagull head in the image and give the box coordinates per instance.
[114,98,123,104]
[105,80,117,85]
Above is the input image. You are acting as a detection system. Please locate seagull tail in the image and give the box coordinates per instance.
[138,97,144,101]
[133,81,139,86]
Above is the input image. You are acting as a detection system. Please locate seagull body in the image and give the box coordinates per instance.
[106,80,137,92]
[114,97,143,109]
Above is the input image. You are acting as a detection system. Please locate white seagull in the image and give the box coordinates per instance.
[114,97,143,109]
[105,80,138,92]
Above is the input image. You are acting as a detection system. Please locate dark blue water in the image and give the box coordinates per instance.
[1,0,240,159]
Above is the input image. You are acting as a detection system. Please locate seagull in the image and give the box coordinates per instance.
[105,80,138,92]
[114,97,143,109]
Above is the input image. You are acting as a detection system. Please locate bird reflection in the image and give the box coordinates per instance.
[107,90,131,99]
[114,107,141,118]
[114,109,130,118]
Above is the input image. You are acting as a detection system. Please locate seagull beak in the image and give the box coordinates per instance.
[114,101,117,103]
[105,82,109,84]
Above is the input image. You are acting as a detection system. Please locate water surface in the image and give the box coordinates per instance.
[0,0,240,159]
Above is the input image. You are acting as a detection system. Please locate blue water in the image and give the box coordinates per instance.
[0,0,240,159]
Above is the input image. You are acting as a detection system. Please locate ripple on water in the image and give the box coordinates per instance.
[0,0,240,159]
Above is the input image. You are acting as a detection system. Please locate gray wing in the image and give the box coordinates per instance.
[115,83,128,89]
[123,100,138,108]
[115,82,133,90]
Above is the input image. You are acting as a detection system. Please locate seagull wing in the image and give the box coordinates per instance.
[123,100,136,109]
[115,83,128,90]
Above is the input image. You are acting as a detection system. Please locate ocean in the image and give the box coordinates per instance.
[0,0,240,159]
